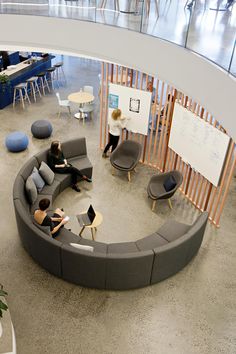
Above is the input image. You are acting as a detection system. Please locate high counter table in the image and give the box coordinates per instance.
[0,55,53,109]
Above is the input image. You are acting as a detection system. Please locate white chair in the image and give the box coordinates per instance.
[79,103,95,124]
[55,92,71,117]
[83,85,94,96]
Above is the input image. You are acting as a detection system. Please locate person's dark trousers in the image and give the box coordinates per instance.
[55,166,83,185]
[104,133,120,154]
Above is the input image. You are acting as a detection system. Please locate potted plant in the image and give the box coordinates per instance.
[0,73,10,93]
[0,284,8,338]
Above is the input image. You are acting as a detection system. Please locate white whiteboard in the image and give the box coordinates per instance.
[108,83,152,135]
[169,103,230,186]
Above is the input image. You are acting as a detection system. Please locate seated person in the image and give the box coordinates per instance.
[48,141,92,192]
[34,198,68,237]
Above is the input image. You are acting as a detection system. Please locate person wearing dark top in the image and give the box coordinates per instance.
[34,198,68,237]
[48,141,92,192]
[0,51,10,70]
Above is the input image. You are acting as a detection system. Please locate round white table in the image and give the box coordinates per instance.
[68,91,94,122]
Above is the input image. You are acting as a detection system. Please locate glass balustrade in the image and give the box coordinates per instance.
[0,0,235,77]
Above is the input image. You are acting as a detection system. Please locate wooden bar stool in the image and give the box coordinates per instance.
[36,72,50,96]
[54,62,66,85]
[26,77,42,102]
[46,67,59,90]
[13,82,31,109]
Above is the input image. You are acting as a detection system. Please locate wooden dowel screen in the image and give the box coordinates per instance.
[100,62,235,227]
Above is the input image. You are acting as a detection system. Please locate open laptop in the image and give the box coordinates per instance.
[77,205,96,227]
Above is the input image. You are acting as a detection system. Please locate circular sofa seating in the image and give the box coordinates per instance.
[13,137,209,290]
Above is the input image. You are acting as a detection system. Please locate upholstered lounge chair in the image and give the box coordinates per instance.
[147,170,183,211]
[110,140,142,182]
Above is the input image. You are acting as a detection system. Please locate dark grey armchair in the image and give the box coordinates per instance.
[147,170,183,211]
[110,140,142,181]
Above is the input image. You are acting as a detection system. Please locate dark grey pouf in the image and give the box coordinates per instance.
[31,120,53,139]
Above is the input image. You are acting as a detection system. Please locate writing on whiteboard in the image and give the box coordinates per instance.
[168,103,230,186]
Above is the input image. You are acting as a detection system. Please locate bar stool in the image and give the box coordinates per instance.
[13,82,31,109]
[54,62,66,85]
[46,67,59,90]
[26,76,42,102]
[37,72,50,96]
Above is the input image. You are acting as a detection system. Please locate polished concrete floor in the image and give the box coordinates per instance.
[0,56,236,354]
[0,0,235,74]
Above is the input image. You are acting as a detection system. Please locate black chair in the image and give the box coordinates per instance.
[147,170,183,211]
[110,140,142,182]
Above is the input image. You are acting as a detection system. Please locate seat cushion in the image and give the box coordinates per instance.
[163,175,176,192]
[54,173,72,192]
[68,156,93,178]
[113,156,134,170]
[78,238,107,254]
[148,182,165,198]
[157,220,191,242]
[108,242,139,254]
[56,227,81,244]
[136,233,168,251]
[39,179,60,201]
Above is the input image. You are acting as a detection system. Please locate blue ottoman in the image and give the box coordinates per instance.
[31,120,53,139]
[5,131,29,152]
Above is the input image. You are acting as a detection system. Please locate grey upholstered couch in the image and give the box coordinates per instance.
[13,137,208,290]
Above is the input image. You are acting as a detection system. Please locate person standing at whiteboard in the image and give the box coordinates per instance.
[102,109,128,158]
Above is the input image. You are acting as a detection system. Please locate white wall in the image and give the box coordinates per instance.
[0,14,235,141]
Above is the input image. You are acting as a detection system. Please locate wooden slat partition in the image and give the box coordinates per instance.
[100,62,236,227]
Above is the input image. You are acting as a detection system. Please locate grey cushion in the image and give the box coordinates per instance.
[39,161,54,185]
[157,220,191,242]
[108,242,139,254]
[54,173,72,193]
[136,233,168,251]
[30,195,52,214]
[56,228,81,244]
[39,179,61,201]
[31,167,45,192]
[110,140,142,172]
[149,183,166,199]
[68,156,93,179]
[25,176,38,204]
[113,156,135,169]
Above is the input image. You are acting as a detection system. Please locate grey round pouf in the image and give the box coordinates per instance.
[31,120,53,139]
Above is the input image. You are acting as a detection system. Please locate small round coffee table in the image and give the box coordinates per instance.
[79,211,103,240]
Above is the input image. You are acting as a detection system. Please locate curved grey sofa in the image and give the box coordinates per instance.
[13,137,208,290]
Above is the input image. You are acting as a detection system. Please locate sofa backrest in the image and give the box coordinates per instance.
[62,137,87,159]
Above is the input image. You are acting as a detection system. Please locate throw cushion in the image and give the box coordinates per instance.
[39,161,55,185]
[163,175,176,192]
[31,167,45,192]
[69,243,94,252]
[25,176,38,204]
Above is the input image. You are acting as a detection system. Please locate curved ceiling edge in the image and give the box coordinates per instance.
[0,14,235,141]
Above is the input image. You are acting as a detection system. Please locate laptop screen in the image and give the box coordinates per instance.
[87,204,96,223]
